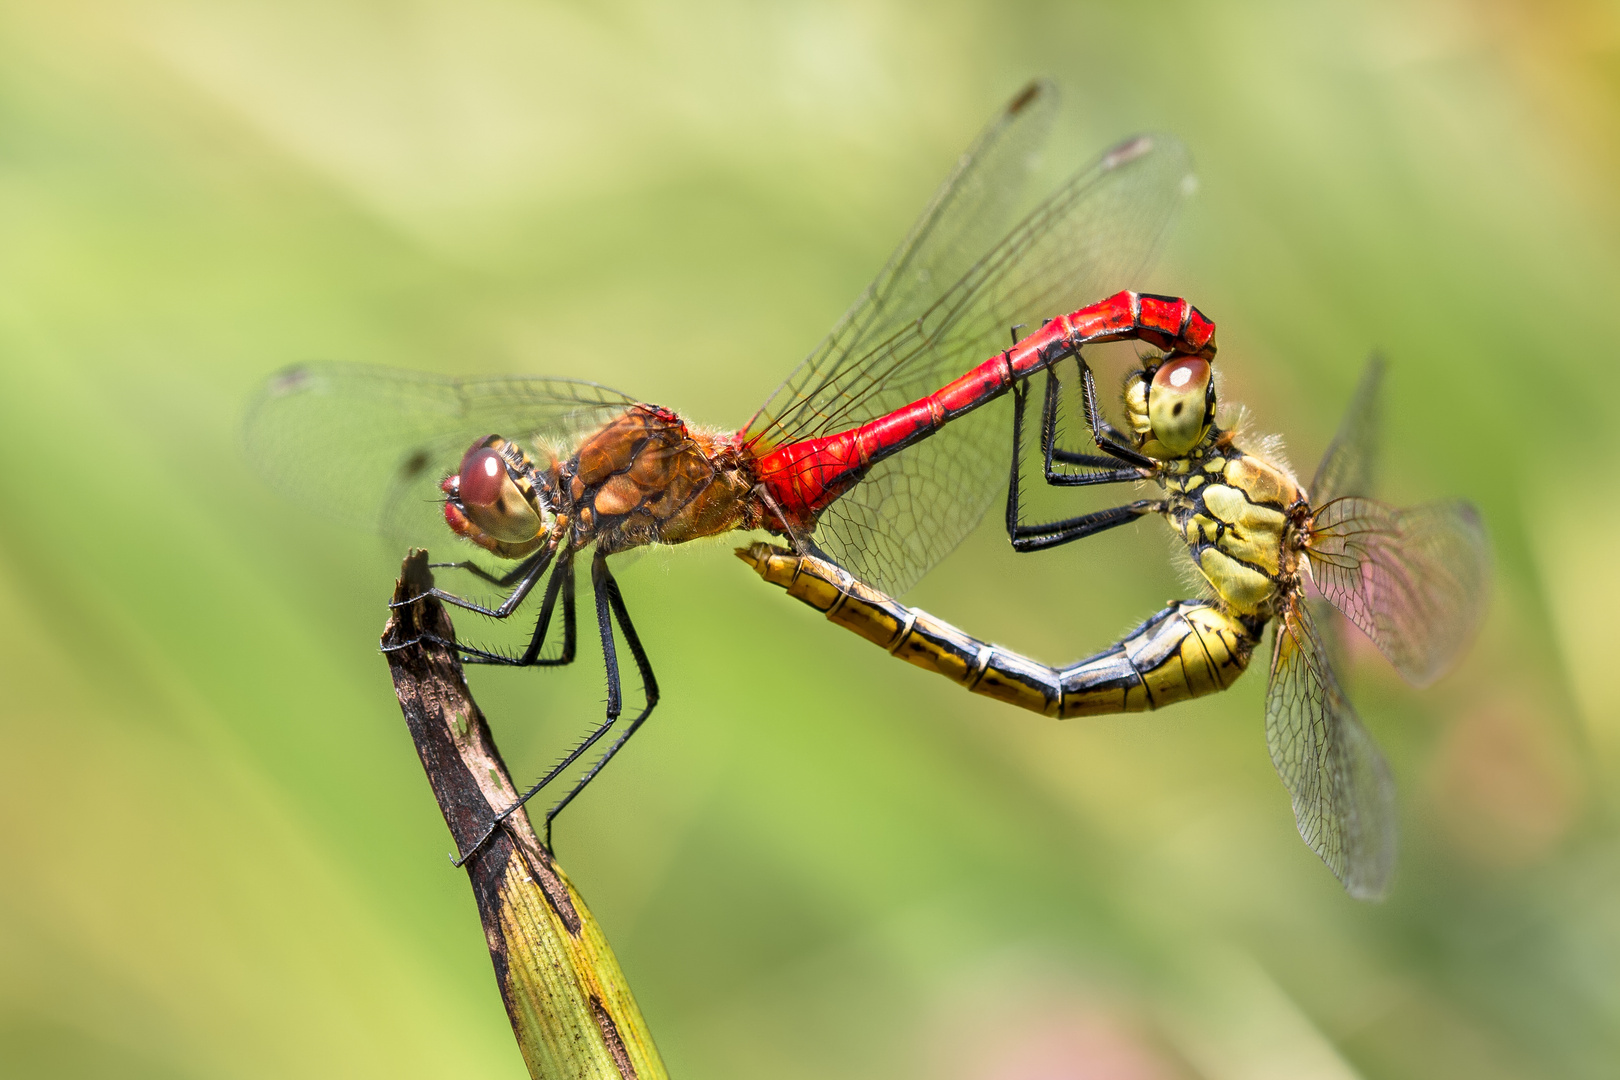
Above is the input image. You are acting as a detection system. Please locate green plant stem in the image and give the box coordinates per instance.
[382,550,667,1080]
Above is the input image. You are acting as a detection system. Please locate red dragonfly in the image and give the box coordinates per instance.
[246,81,1214,855]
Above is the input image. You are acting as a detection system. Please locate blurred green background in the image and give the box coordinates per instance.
[2,1,1617,1077]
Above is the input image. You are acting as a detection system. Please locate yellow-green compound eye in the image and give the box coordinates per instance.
[1148,357,1212,454]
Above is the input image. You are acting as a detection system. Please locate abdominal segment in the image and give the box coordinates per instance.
[740,544,1262,719]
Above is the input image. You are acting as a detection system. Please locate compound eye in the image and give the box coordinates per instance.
[456,443,542,543]
[1148,357,1211,455]
[458,447,507,509]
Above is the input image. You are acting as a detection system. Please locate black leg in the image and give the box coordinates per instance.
[1006,376,1146,543]
[1043,361,1121,459]
[1009,498,1163,553]
[1077,361,1158,470]
[1008,379,1162,551]
[450,551,660,864]
[1029,367,1146,487]
[460,551,578,668]
[592,550,624,718]
[388,548,579,669]
[752,482,814,555]
[510,552,625,788]
[430,549,548,589]
[389,541,557,620]
[452,551,625,864]
[541,555,659,850]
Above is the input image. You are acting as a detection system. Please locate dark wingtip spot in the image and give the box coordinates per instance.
[1008,81,1042,115]
[268,365,314,397]
[400,449,431,479]
[1102,135,1153,170]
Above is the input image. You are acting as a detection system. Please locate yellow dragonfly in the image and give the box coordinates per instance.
[742,353,1489,899]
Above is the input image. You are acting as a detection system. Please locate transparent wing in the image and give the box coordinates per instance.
[745,128,1192,449]
[812,133,1192,595]
[1306,497,1491,687]
[1310,354,1384,505]
[796,426,1011,595]
[1266,601,1397,900]
[744,97,1193,594]
[743,78,1059,448]
[244,362,636,553]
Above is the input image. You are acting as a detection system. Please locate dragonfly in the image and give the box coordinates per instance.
[246,80,1215,858]
[741,354,1490,899]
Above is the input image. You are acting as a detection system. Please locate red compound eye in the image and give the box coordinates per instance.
[458,447,507,508]
[1151,356,1209,394]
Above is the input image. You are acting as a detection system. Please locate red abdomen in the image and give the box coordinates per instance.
[749,291,1216,533]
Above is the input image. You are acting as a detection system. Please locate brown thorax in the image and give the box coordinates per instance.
[443,405,766,564]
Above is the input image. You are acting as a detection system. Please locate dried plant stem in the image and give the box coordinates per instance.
[382,550,666,1080]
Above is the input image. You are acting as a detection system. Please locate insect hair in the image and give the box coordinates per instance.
[1221,399,1300,488]
[1166,534,1219,602]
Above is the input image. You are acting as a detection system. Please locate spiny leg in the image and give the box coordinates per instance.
[388,541,556,620]
[1076,358,1158,470]
[459,550,578,668]
[541,554,660,851]
[430,547,549,589]
[1040,359,1143,475]
[1016,369,1146,489]
[1009,498,1164,553]
[393,549,575,667]
[381,543,557,661]
[451,550,656,864]
[1007,377,1158,552]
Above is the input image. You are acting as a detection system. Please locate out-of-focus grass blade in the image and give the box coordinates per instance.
[382,551,666,1080]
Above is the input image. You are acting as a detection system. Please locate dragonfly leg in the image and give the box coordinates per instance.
[1076,361,1158,470]
[751,481,815,555]
[452,551,658,864]
[388,540,557,619]
[541,553,660,851]
[1007,381,1161,551]
[1011,371,1146,492]
[384,545,572,663]
[1043,358,1130,456]
[1008,499,1163,553]
[429,552,547,589]
[458,550,578,667]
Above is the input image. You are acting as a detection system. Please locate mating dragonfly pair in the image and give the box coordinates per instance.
[248,81,1487,899]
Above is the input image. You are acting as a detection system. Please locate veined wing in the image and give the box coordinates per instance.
[1306,497,1490,687]
[245,362,636,555]
[1266,601,1397,900]
[1310,354,1383,505]
[745,89,1193,594]
[746,126,1194,449]
[743,79,1059,449]
[805,132,1192,596]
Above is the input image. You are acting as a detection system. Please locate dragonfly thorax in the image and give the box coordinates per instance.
[1159,435,1306,618]
[559,406,760,556]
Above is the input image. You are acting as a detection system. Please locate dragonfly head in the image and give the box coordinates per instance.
[441,436,552,557]
[1124,356,1215,458]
